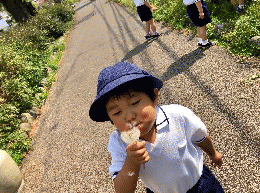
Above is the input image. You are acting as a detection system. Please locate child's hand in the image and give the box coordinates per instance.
[126,141,149,166]
[199,11,204,19]
[151,6,157,12]
[209,151,223,168]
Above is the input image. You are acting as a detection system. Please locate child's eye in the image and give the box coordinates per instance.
[132,100,140,105]
[113,111,121,116]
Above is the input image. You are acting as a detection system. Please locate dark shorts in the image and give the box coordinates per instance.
[146,165,224,193]
[187,1,212,27]
[137,4,153,22]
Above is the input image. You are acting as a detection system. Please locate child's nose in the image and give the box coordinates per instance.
[125,109,136,122]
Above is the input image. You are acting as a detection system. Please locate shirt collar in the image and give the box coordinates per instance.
[155,106,169,131]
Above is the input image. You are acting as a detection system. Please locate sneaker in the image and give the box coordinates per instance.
[152,33,161,38]
[145,34,151,39]
[198,41,214,49]
[236,6,244,13]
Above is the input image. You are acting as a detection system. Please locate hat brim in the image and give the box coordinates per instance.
[89,74,163,122]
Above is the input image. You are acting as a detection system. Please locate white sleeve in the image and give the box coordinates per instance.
[181,106,207,143]
[183,0,197,5]
[107,130,127,179]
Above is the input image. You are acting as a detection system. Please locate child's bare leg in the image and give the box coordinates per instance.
[198,26,207,41]
[238,0,245,9]
[197,25,212,47]
[197,27,202,43]
[145,21,151,35]
[149,18,157,33]
[231,0,244,7]
[197,27,201,39]
[231,0,237,6]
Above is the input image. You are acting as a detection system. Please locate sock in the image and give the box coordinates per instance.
[202,39,209,45]
[145,32,150,36]
[238,4,245,9]
[198,38,202,44]
[152,31,158,35]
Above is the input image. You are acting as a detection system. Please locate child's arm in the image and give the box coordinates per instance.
[195,134,223,168]
[113,158,141,193]
[144,1,157,11]
[195,1,204,19]
[113,141,149,193]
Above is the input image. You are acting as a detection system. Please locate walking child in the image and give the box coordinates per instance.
[184,0,213,48]
[89,61,224,193]
[231,0,245,12]
[133,0,160,39]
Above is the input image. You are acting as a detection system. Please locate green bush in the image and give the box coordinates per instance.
[5,130,31,165]
[36,3,75,38]
[153,0,188,29]
[225,15,260,56]
[207,0,260,56]
[0,0,77,164]
[19,24,52,51]
[112,0,136,9]
[0,43,42,110]
[0,104,20,133]
[52,3,75,22]
[207,0,238,22]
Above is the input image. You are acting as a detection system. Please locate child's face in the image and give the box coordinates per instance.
[106,89,159,138]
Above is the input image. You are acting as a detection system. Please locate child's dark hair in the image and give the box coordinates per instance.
[105,77,157,104]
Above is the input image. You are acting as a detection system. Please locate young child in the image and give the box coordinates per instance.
[183,0,213,48]
[89,61,224,193]
[231,0,245,12]
[133,0,160,39]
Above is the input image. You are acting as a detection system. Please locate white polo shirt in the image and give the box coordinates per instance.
[133,0,146,7]
[183,0,200,6]
[108,104,207,193]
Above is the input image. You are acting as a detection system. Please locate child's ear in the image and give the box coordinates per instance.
[153,88,159,106]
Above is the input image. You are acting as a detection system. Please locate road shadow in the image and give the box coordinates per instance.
[120,31,172,62]
[121,39,155,61]
[184,68,260,157]
[159,46,259,157]
[74,11,96,26]
[160,48,205,82]
[74,0,95,12]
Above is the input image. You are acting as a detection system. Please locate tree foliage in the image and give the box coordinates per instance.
[0,0,36,23]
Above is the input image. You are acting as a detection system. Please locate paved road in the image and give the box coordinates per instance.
[20,0,260,192]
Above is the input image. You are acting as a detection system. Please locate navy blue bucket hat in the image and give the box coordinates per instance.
[89,61,163,122]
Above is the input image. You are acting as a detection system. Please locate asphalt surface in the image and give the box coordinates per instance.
[20,0,260,192]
